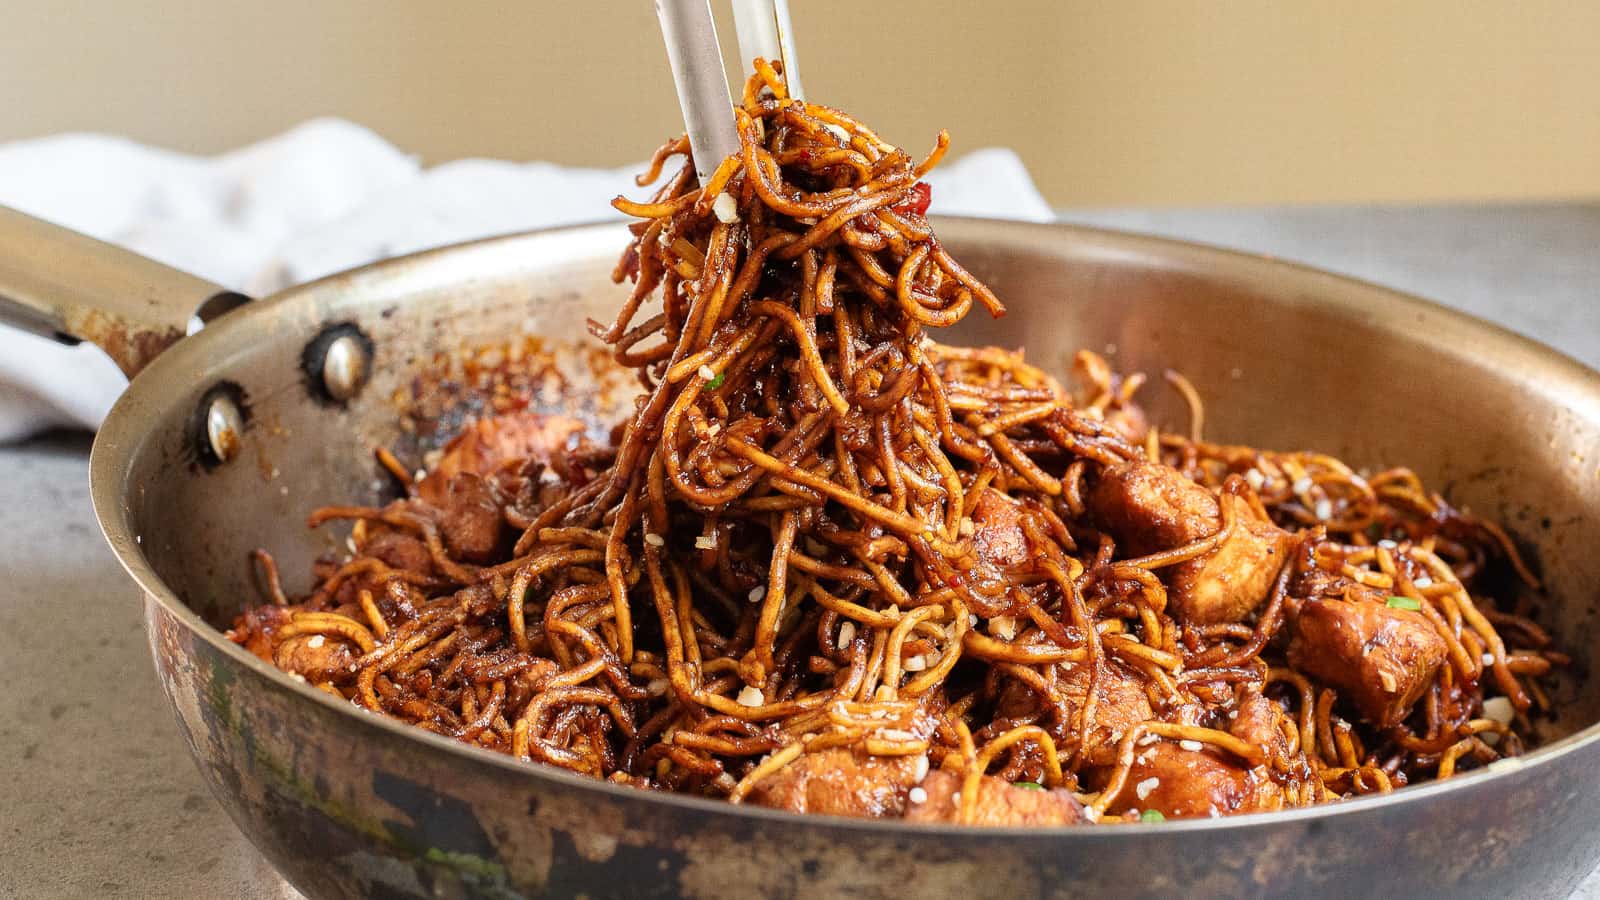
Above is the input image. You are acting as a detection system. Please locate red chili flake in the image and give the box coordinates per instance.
[943,571,964,590]
[894,182,933,217]
[796,149,814,163]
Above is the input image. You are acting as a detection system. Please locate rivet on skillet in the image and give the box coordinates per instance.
[301,322,374,405]
[204,391,245,464]
[322,334,369,402]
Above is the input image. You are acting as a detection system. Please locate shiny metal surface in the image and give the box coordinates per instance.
[0,206,249,375]
[655,0,740,181]
[318,334,369,403]
[67,219,1600,897]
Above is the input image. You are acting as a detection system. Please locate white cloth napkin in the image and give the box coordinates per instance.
[0,118,1053,442]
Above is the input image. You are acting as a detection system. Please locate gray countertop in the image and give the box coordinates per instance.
[3,202,1598,899]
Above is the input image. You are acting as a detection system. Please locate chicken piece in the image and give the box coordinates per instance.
[1287,593,1447,729]
[971,487,1030,568]
[273,632,358,682]
[748,748,921,818]
[435,473,503,563]
[228,604,290,663]
[1103,741,1283,820]
[418,411,585,504]
[905,770,1085,826]
[1088,461,1289,624]
[362,529,434,573]
[1229,689,1293,768]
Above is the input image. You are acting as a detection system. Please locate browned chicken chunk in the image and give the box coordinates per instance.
[418,411,585,503]
[995,659,1154,761]
[1229,689,1294,768]
[435,472,503,563]
[273,632,358,682]
[1288,592,1447,729]
[1102,741,1282,820]
[1088,461,1289,624]
[748,748,921,818]
[905,770,1085,826]
[971,487,1030,569]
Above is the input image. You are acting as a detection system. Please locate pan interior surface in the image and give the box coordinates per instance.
[97,218,1600,813]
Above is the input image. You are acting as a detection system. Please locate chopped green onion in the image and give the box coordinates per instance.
[1013,781,1043,791]
[1140,809,1166,823]
[1386,595,1422,611]
[706,372,726,390]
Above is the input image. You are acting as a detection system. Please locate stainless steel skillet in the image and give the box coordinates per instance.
[4,207,1599,899]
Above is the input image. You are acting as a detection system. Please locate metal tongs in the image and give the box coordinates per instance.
[653,0,802,182]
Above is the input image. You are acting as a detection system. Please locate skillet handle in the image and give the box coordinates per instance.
[0,205,251,377]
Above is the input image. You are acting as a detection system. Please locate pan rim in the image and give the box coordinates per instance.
[89,216,1600,838]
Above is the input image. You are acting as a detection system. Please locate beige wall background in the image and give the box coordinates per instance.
[1,1,1596,208]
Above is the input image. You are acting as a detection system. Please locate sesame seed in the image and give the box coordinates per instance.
[694,535,717,550]
[837,621,857,649]
[698,364,717,381]
[307,634,326,649]
[736,686,764,707]
[903,655,928,672]
[647,679,669,696]
[748,585,766,604]
[908,786,928,805]
[1137,733,1160,746]
[912,754,930,783]
[968,614,979,627]
[1314,499,1334,520]
[712,192,740,224]
[1483,652,1496,666]
[1179,739,1203,752]
[644,533,665,547]
[1135,777,1160,800]
[1292,476,1313,494]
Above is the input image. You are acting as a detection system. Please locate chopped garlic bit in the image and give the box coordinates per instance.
[912,754,930,783]
[837,621,857,649]
[1482,652,1496,666]
[1414,576,1434,588]
[748,585,767,604]
[1244,468,1265,491]
[1314,498,1334,521]
[958,518,975,537]
[712,192,740,224]
[989,616,1018,641]
[908,786,928,805]
[903,655,928,672]
[878,728,916,742]
[1482,696,1516,726]
[1292,476,1314,494]
[646,678,669,697]
[1135,777,1161,801]
[307,634,326,649]
[736,686,765,707]
[697,364,717,381]
[694,534,717,550]
[1178,739,1203,752]
[644,532,665,547]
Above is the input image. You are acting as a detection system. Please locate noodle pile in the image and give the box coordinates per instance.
[231,62,1560,824]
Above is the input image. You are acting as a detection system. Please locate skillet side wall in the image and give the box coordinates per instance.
[99,220,1600,898]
